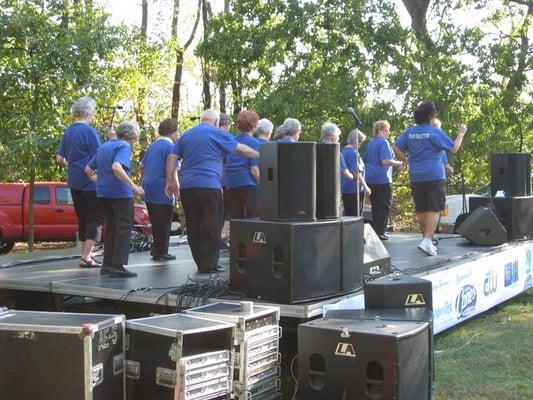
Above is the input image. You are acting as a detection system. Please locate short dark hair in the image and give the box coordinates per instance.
[414,102,436,125]
[159,118,178,137]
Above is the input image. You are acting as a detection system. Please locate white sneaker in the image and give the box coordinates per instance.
[418,238,437,256]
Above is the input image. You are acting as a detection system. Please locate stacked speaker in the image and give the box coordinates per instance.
[458,153,533,244]
[298,274,434,399]
[230,142,365,304]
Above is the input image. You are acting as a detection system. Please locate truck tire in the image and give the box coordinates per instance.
[0,237,15,255]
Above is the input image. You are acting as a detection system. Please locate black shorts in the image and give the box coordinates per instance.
[411,179,446,212]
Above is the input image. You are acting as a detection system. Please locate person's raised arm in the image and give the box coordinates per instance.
[235,143,260,159]
[56,155,68,167]
[450,123,467,154]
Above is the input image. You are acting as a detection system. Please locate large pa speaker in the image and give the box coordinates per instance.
[259,142,316,221]
[457,205,507,245]
[298,310,432,400]
[490,153,531,197]
[363,224,391,277]
[364,274,433,310]
[316,143,340,219]
[230,219,341,303]
[469,196,533,241]
[340,217,364,292]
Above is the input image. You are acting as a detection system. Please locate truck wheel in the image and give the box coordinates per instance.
[0,240,15,255]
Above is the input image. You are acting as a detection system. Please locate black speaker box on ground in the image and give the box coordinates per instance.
[298,310,431,400]
[363,224,391,277]
[259,141,316,221]
[230,219,342,303]
[316,143,340,219]
[324,308,435,393]
[457,205,507,245]
[490,153,531,197]
[364,273,433,310]
[340,217,364,292]
[469,196,533,241]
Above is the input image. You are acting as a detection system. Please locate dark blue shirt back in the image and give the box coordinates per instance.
[341,146,364,193]
[172,123,238,189]
[57,122,101,191]
[224,134,260,189]
[88,140,133,198]
[395,124,454,182]
[141,137,176,205]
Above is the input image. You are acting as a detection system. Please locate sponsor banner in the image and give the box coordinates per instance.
[324,241,533,334]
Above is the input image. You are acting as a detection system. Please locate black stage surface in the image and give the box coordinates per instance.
[0,234,519,318]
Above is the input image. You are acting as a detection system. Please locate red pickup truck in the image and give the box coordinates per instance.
[0,182,151,255]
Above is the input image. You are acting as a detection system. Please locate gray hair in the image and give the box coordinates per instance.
[71,96,96,118]
[273,124,288,140]
[201,109,219,123]
[219,113,232,128]
[282,118,301,137]
[257,118,274,136]
[347,129,366,146]
[116,121,140,141]
[320,123,341,141]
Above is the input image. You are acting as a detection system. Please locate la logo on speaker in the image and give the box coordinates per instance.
[335,342,356,357]
[405,293,426,306]
[252,231,266,244]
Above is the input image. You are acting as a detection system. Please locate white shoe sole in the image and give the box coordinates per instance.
[417,244,437,256]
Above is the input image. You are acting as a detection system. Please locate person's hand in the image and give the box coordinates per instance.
[457,123,467,137]
[165,182,180,199]
[133,184,145,196]
[365,186,372,195]
[399,160,408,170]
[445,164,454,175]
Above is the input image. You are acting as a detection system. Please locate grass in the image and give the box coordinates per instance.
[434,289,533,400]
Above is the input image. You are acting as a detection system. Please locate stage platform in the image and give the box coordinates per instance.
[1,234,532,330]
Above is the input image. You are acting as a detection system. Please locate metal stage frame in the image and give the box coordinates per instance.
[1,234,532,329]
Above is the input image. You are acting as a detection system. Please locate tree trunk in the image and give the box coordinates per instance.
[201,0,212,109]
[137,0,148,146]
[141,0,148,40]
[401,0,433,51]
[171,0,201,118]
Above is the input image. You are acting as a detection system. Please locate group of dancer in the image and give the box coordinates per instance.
[57,97,467,277]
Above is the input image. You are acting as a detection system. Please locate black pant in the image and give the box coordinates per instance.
[146,202,173,256]
[180,188,223,273]
[368,183,392,236]
[342,192,365,216]
[71,189,104,241]
[225,185,258,219]
[100,198,134,267]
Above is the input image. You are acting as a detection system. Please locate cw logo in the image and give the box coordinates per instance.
[405,293,426,306]
[335,342,356,357]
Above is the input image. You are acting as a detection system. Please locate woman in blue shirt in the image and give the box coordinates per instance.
[86,121,144,277]
[341,129,371,216]
[141,118,179,261]
[224,110,261,219]
[393,102,467,256]
[56,97,104,268]
[364,120,405,240]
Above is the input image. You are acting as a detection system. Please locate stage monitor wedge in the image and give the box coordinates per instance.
[259,141,316,221]
[457,206,507,245]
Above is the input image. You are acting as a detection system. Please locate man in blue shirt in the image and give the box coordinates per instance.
[393,102,467,256]
[141,118,179,262]
[57,96,104,268]
[86,121,145,277]
[364,120,405,240]
[165,109,260,274]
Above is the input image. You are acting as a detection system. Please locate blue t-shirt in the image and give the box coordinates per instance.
[88,140,133,199]
[172,123,238,189]
[257,137,270,144]
[141,137,177,205]
[57,122,101,191]
[224,134,260,189]
[363,136,394,184]
[395,124,454,182]
[341,146,364,193]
